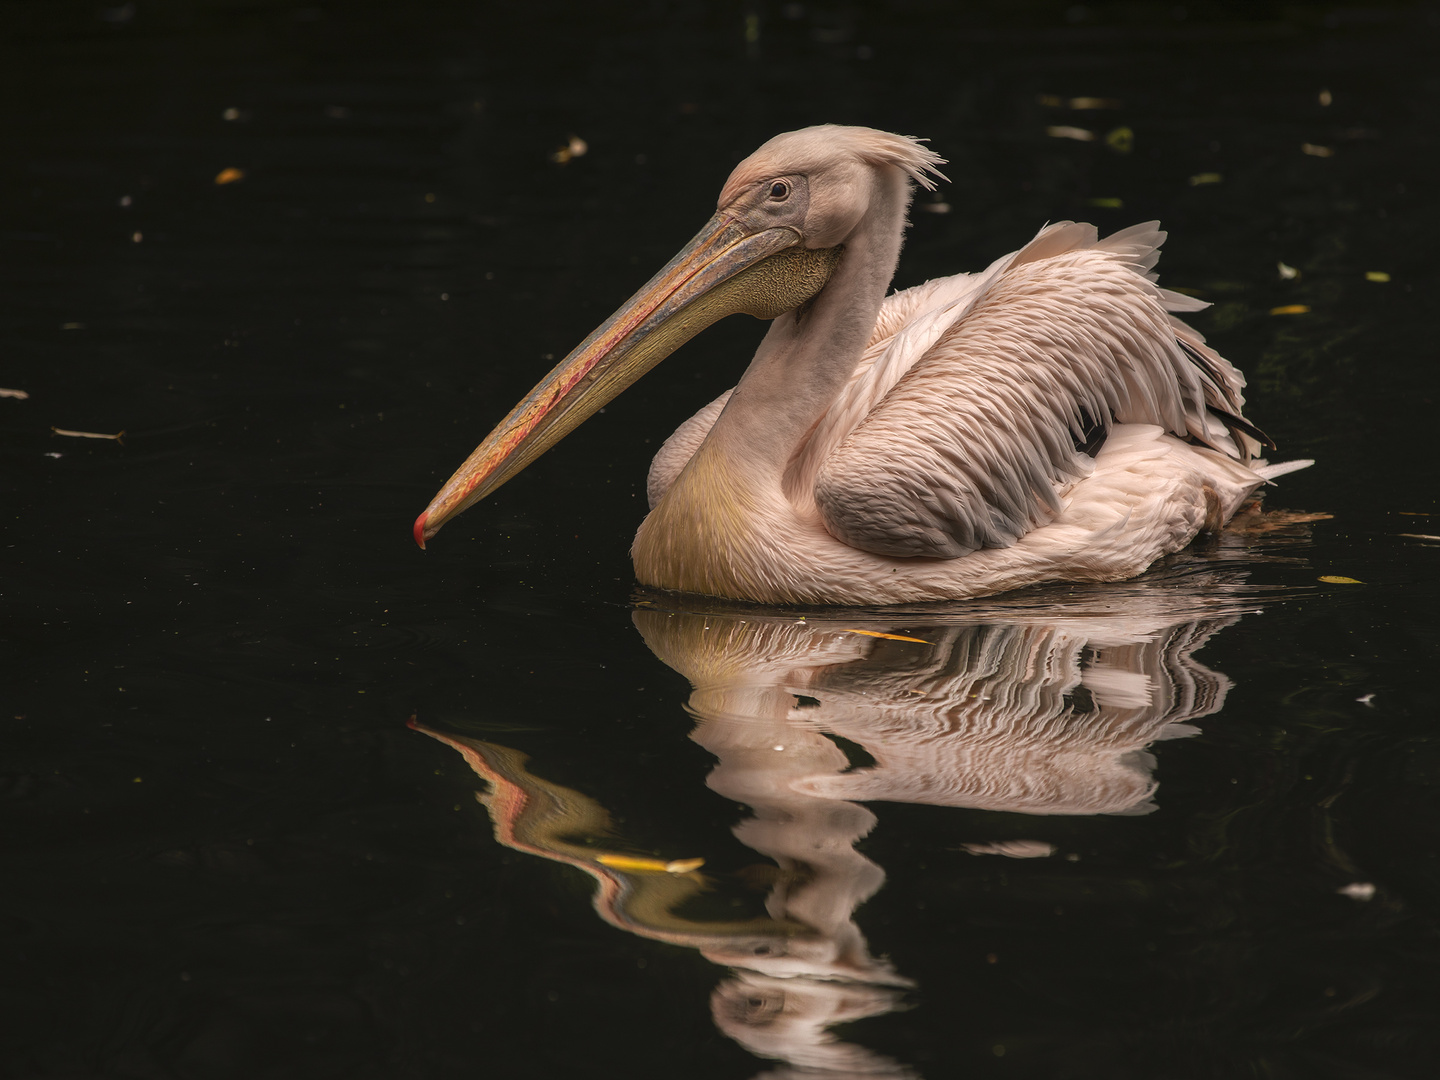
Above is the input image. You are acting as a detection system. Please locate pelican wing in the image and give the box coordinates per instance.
[810,222,1259,559]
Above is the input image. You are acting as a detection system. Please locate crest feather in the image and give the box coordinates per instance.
[719,125,948,206]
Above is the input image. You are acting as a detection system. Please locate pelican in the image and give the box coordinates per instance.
[415,125,1303,605]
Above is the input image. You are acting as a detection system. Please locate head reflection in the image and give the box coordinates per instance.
[421,579,1259,1077]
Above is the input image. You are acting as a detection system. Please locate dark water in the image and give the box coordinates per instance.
[5,2,1439,1076]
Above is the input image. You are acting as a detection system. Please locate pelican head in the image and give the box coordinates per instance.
[413,126,945,547]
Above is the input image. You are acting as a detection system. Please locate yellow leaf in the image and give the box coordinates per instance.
[841,629,933,644]
[595,854,669,872]
[1270,304,1311,315]
[1104,126,1134,153]
[214,167,246,185]
[1318,575,1363,584]
[1365,271,1391,282]
[595,854,705,874]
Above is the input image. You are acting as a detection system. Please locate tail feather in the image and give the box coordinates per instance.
[1253,459,1314,482]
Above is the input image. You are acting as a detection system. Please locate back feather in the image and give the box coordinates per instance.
[808,222,1260,559]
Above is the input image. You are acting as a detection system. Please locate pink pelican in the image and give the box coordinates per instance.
[414,125,1300,605]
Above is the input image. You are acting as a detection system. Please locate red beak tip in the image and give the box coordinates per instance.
[412,512,429,550]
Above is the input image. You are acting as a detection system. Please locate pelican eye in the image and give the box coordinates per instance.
[768,180,790,201]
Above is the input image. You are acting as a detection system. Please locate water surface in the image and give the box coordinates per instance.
[4,2,1438,1077]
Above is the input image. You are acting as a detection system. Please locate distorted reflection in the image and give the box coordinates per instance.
[420,569,1267,1077]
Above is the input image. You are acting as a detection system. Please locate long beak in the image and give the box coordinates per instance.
[414,212,842,547]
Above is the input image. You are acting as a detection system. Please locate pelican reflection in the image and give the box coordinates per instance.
[420,576,1263,1076]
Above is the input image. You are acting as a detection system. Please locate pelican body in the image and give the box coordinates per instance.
[416,125,1286,605]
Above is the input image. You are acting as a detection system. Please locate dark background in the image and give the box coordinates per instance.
[4,2,1439,1077]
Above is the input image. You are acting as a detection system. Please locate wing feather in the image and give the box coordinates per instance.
[811,222,1256,559]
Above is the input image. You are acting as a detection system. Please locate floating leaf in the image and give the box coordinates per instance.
[962,840,1056,858]
[1365,271,1391,282]
[1046,125,1094,142]
[214,167,246,185]
[1270,304,1311,315]
[1318,575,1363,584]
[595,853,704,874]
[841,629,933,644]
[1277,261,1300,280]
[1104,126,1134,153]
[0,388,29,399]
[52,426,125,442]
[1188,172,1223,186]
[663,858,705,874]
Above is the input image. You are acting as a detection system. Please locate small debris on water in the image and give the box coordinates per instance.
[1270,304,1310,315]
[1318,575,1363,584]
[1037,94,1122,110]
[1046,125,1095,142]
[551,135,588,164]
[1188,172,1223,186]
[1277,261,1300,280]
[1302,143,1334,157]
[0,388,29,399]
[1365,271,1391,282]
[1337,882,1375,901]
[962,840,1056,859]
[215,168,246,185]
